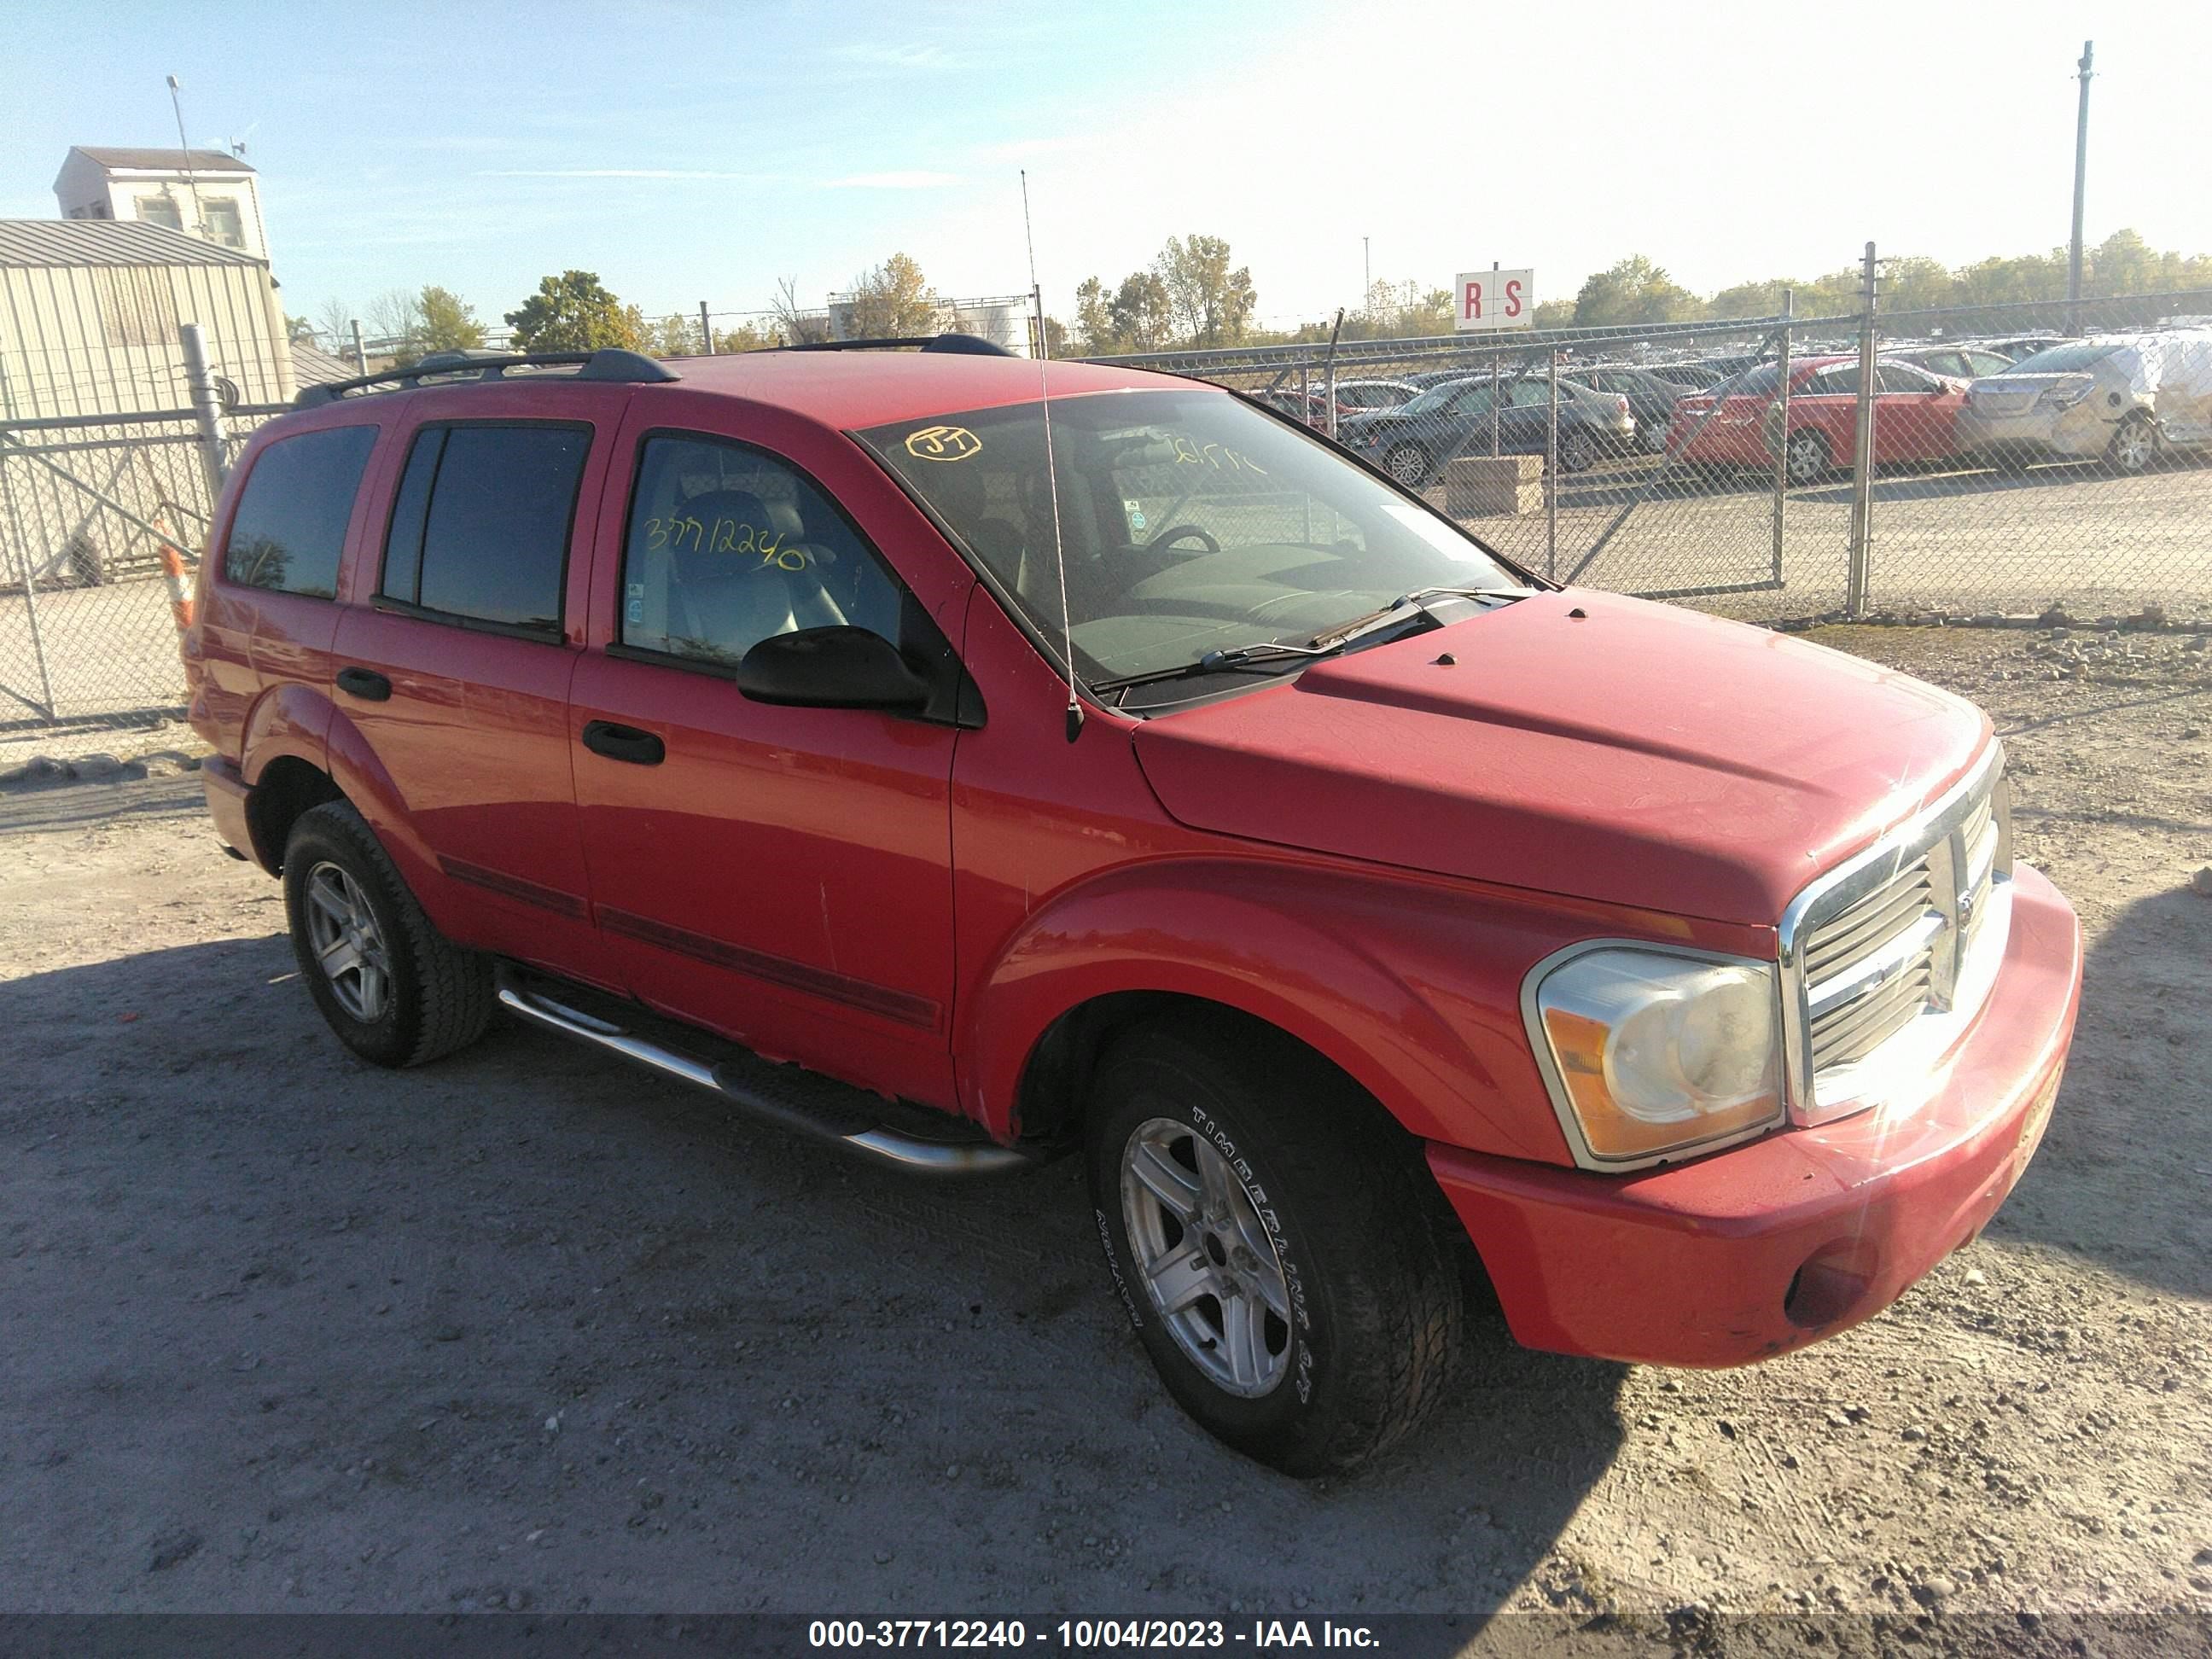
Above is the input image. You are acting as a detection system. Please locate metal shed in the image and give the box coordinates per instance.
[0,218,294,420]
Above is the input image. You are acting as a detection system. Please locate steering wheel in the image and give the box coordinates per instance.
[1148,524,1220,555]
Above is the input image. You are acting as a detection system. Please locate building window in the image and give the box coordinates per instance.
[203,197,246,249]
[136,193,183,233]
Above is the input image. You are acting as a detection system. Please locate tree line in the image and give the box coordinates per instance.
[291,225,2209,368]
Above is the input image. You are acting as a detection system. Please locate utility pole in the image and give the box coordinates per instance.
[1362,236,1370,309]
[2066,41,2094,332]
[166,75,207,240]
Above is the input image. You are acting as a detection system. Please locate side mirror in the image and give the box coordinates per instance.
[736,626,931,712]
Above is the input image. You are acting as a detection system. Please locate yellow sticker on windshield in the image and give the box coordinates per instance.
[905,425,981,462]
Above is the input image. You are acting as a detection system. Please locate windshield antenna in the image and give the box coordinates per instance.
[1022,168,1083,743]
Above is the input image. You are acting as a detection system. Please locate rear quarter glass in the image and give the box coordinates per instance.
[222,425,380,599]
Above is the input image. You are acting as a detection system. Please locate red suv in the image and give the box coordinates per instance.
[185,341,2081,1476]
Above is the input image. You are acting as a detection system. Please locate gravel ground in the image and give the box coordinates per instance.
[0,625,2208,1632]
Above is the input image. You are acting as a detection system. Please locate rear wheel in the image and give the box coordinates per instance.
[1382,442,1431,489]
[1639,416,1670,455]
[1557,429,1598,473]
[1085,1018,1464,1476]
[282,800,493,1068]
[2104,413,2157,476]
[1784,428,1832,486]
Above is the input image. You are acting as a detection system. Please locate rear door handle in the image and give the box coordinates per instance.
[581,720,665,765]
[335,667,391,701]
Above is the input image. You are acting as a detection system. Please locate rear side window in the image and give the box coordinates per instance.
[222,425,377,598]
[381,423,590,632]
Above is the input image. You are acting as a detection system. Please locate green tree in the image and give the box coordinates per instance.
[713,319,778,352]
[504,271,644,352]
[1706,278,1795,320]
[1571,256,1703,329]
[642,312,701,356]
[1154,234,1256,346]
[284,312,318,345]
[844,253,942,337]
[416,286,486,355]
[1528,298,1576,331]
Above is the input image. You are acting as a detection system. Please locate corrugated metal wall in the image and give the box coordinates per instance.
[0,254,294,420]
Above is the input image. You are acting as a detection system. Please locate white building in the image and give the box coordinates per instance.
[52,146,271,265]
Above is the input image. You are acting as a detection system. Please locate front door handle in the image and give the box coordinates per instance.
[581,720,665,765]
[335,667,391,701]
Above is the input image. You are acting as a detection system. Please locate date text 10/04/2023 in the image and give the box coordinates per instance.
[806,1620,1381,1649]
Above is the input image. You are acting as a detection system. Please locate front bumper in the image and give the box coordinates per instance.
[1429,862,2081,1368]
[1957,401,2117,460]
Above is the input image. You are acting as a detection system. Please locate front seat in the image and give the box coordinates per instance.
[663,490,801,661]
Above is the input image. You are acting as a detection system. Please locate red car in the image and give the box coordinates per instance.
[1667,354,1970,483]
[186,340,2080,1476]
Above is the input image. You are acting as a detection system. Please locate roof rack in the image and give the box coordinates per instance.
[777,334,1016,358]
[294,347,678,408]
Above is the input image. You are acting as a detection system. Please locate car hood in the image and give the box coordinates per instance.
[1131,591,1990,927]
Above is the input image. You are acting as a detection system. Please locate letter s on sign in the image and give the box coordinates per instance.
[1505,279,1523,318]
[1463,281,1482,321]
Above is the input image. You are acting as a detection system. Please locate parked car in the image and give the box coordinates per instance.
[1888,345,2017,381]
[1338,373,1635,486]
[1954,331,2212,476]
[1972,333,2080,364]
[1644,361,1731,391]
[185,339,2081,1477]
[1666,355,1970,483]
[1331,377,1421,411]
[1561,364,1693,453]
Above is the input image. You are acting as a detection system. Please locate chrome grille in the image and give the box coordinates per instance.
[1784,755,2012,1121]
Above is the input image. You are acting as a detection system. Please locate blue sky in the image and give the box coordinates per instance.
[6,0,2206,336]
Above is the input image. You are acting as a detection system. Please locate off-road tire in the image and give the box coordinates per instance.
[282,800,493,1068]
[1085,1017,1464,1476]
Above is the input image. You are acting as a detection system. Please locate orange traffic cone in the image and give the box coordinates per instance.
[155,513,195,633]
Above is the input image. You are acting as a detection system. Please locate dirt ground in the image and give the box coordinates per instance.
[1,625,2208,1632]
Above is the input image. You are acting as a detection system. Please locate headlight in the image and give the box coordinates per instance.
[1525,946,1784,1167]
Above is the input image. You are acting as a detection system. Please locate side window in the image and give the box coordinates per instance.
[1507,379,1554,408]
[1967,351,2011,377]
[222,424,378,599]
[1447,383,1496,415]
[1814,365,1862,397]
[1876,363,1934,394]
[381,423,589,632]
[620,434,907,667]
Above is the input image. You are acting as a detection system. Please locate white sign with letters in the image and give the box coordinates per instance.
[1454,269,1534,331]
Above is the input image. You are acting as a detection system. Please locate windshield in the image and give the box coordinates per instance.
[1396,382,1463,416]
[2002,341,2118,375]
[858,389,1521,684]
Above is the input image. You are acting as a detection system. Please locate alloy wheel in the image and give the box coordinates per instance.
[2111,420,2154,474]
[1787,433,1828,485]
[303,861,392,1022]
[1384,445,1427,487]
[1120,1117,1294,1399]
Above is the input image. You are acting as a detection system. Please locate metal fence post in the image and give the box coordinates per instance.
[1846,243,1877,619]
[350,319,368,375]
[700,301,715,355]
[0,446,57,718]
[180,324,230,509]
[1545,352,1559,579]
[1490,353,1501,457]
[1772,288,1792,585]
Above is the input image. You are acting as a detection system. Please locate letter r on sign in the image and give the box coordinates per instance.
[1463,281,1483,321]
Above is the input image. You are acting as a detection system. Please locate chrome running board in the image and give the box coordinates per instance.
[494,971,1032,1175]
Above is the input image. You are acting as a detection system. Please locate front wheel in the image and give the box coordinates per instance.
[1381,442,1431,489]
[1085,1019,1464,1476]
[1557,429,1598,473]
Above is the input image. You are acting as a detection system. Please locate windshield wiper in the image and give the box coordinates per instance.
[1091,639,1347,699]
[1308,585,1539,649]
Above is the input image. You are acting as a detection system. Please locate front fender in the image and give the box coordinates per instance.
[958,856,1606,1162]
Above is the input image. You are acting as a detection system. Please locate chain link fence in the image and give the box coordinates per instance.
[7,276,2210,730]
[1,328,279,725]
[1096,273,2212,632]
